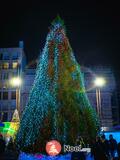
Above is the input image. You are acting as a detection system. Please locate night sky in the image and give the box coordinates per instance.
[0,1,120,74]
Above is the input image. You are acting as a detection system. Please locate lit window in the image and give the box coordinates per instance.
[12,62,18,69]
[2,63,9,69]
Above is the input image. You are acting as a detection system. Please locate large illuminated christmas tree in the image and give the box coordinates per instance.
[16,16,99,153]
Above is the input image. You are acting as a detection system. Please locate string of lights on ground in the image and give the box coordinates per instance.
[18,152,93,160]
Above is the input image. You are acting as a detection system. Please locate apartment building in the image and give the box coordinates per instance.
[0,41,26,121]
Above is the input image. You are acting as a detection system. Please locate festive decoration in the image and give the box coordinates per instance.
[18,152,71,160]
[0,122,19,137]
[16,16,99,153]
[8,122,19,138]
[0,110,20,137]
[0,123,4,127]
[18,152,93,160]
[12,109,20,122]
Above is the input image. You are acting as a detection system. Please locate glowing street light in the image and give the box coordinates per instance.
[10,77,22,87]
[94,77,106,87]
[10,77,22,116]
[94,77,106,127]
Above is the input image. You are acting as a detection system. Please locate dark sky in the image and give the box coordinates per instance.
[0,1,120,73]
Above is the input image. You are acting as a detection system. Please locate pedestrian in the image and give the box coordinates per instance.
[6,137,14,151]
[0,134,6,155]
[117,142,120,159]
[71,151,86,160]
[91,136,109,160]
[109,134,117,159]
[101,134,110,159]
[5,136,19,160]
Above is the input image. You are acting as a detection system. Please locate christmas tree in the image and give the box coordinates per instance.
[16,16,99,153]
[11,109,20,122]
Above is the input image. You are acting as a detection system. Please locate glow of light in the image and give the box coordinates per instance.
[0,122,19,136]
[10,77,22,87]
[94,77,106,87]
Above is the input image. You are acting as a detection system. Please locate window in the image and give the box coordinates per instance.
[112,108,118,122]
[3,92,8,100]
[0,74,2,80]
[0,64,2,69]
[111,92,117,106]
[0,113,2,121]
[0,84,2,89]
[3,73,9,80]
[11,91,16,99]
[0,53,3,60]
[12,53,18,60]
[0,112,4,121]
[11,72,18,78]
[3,53,9,60]
[12,62,18,69]
[2,112,8,121]
[2,63,9,69]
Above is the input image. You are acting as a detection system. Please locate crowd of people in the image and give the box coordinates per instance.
[71,134,120,160]
[91,134,120,160]
[0,133,120,160]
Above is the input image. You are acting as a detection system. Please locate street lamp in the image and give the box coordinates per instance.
[10,77,22,87]
[94,77,106,87]
[10,77,22,116]
[94,77,106,126]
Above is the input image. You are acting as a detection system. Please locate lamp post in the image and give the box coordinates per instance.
[10,77,22,116]
[94,77,106,126]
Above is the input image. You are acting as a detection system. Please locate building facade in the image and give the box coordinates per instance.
[0,43,119,128]
[82,66,119,128]
[0,41,26,121]
[21,68,35,113]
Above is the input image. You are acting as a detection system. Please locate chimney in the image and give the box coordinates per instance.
[19,41,24,49]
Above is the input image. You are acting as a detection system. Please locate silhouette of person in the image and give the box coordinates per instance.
[91,136,108,160]
[101,134,110,159]
[109,134,117,159]
[117,142,120,159]
[0,134,6,155]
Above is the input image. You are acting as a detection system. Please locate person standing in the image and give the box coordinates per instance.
[101,134,110,159]
[91,136,109,160]
[0,134,6,155]
[109,134,117,159]
[117,142,120,159]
